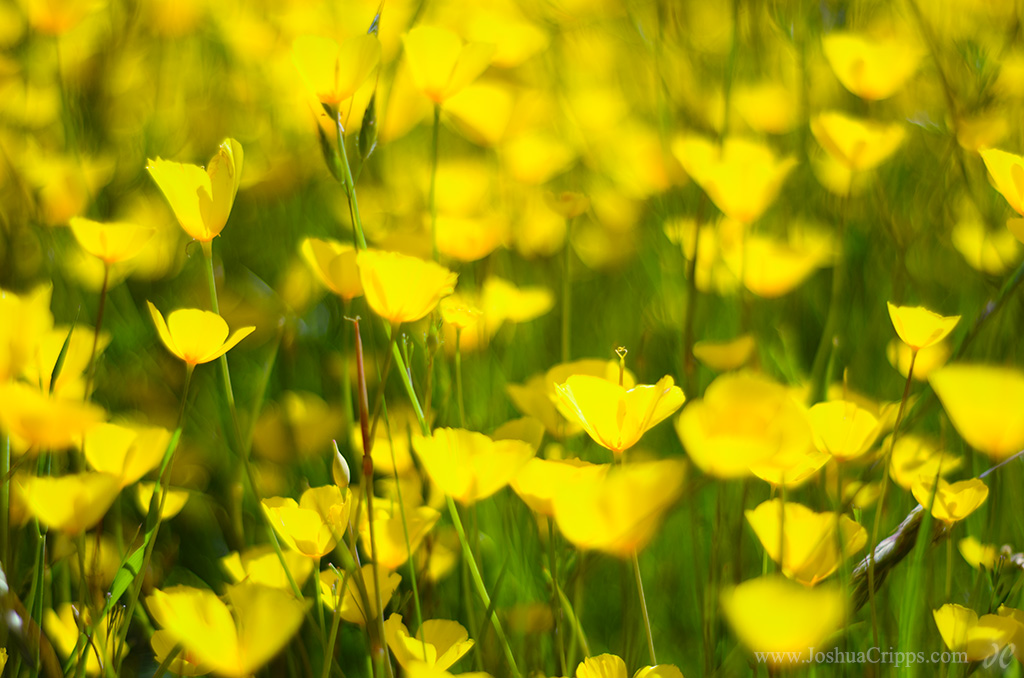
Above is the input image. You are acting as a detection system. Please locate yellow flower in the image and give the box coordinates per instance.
[886,338,949,381]
[440,296,483,330]
[552,459,686,557]
[575,653,683,678]
[745,499,867,585]
[887,302,960,351]
[384,613,475,671]
[721,575,845,665]
[958,537,999,570]
[951,215,1021,274]
[555,375,684,454]
[810,112,904,172]
[81,422,171,488]
[291,34,381,106]
[807,400,879,461]
[148,301,255,367]
[933,604,1018,661]
[0,383,105,452]
[220,545,314,592]
[19,472,120,535]
[251,391,346,463]
[359,497,440,569]
[147,138,243,242]
[436,214,507,262]
[357,249,458,325]
[412,428,535,505]
[980,148,1024,217]
[147,582,307,678]
[69,217,155,265]
[749,445,830,489]
[320,564,401,625]
[45,604,122,675]
[929,364,1024,460]
[887,434,962,490]
[0,285,53,383]
[136,483,190,520]
[722,229,833,298]
[262,485,352,558]
[692,335,756,372]
[301,238,363,300]
[511,457,608,517]
[821,32,922,100]
[22,323,109,398]
[545,191,590,219]
[151,630,211,676]
[671,135,796,223]
[911,476,988,524]
[403,26,494,104]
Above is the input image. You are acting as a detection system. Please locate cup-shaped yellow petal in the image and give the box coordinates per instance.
[412,428,535,505]
[69,217,155,265]
[693,334,756,372]
[151,630,211,677]
[403,26,494,104]
[575,654,626,678]
[721,575,846,664]
[0,383,104,452]
[221,545,314,592]
[929,364,1024,460]
[552,459,686,558]
[808,400,879,461]
[136,483,190,520]
[301,237,363,300]
[82,423,171,487]
[292,34,381,106]
[147,301,255,366]
[887,302,960,351]
[980,148,1024,217]
[933,604,1019,661]
[0,285,54,383]
[320,563,401,624]
[912,477,988,524]
[887,338,949,381]
[357,249,458,324]
[822,32,922,100]
[745,499,867,585]
[555,375,685,454]
[20,472,120,535]
[887,434,962,490]
[262,496,337,558]
[511,457,608,517]
[147,138,243,242]
[810,112,904,172]
[384,613,475,671]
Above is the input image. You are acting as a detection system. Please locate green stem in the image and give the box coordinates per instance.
[429,103,440,261]
[336,110,367,250]
[632,550,656,665]
[83,263,110,401]
[809,185,852,403]
[321,580,345,678]
[681,195,706,396]
[315,556,327,648]
[386,414,425,640]
[548,519,567,676]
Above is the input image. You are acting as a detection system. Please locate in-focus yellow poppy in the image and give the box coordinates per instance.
[810,112,904,172]
[148,138,243,243]
[81,423,171,488]
[720,575,845,665]
[887,302,960,351]
[403,26,494,104]
[555,375,684,454]
[262,485,352,558]
[221,545,314,592]
[745,499,867,585]
[148,302,255,367]
[292,34,381,106]
[320,564,401,625]
[301,238,363,300]
[357,249,458,325]
[929,364,1024,460]
[807,400,879,461]
[384,613,475,670]
[912,477,988,524]
[147,582,307,678]
[19,472,120,535]
[0,383,104,452]
[933,604,1018,661]
[821,32,922,100]
[412,428,535,505]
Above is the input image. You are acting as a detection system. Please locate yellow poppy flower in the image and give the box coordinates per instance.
[359,497,440,569]
[45,604,122,675]
[980,148,1024,217]
[291,34,381,106]
[220,545,314,592]
[403,26,494,104]
[929,364,1024,460]
[0,383,105,452]
[511,457,608,517]
[749,444,830,489]
[723,229,833,298]
[952,215,1021,274]
[262,485,351,558]
[19,472,120,535]
[136,483,190,520]
[384,613,475,671]
[440,296,483,330]
[147,301,255,367]
[721,576,845,665]
[745,499,867,585]
[320,563,401,625]
[492,416,545,451]
[251,391,346,464]
[545,191,590,219]
[998,607,1024,663]
[958,537,999,570]
[807,400,879,461]
[412,428,535,505]
[481,276,555,328]
[733,81,799,134]
[933,604,1018,661]
[886,338,949,381]
[0,285,53,383]
[81,423,171,488]
[555,375,684,454]
[147,138,243,243]
[887,434,962,490]
[150,630,211,677]
[912,477,988,524]
[147,582,307,678]
[357,249,458,325]
[575,653,684,678]
[821,32,922,100]
[693,335,756,372]
[552,459,686,557]
[887,302,960,351]
[22,323,109,398]
[69,217,155,265]
[301,238,363,300]
[436,214,507,262]
[810,112,904,172]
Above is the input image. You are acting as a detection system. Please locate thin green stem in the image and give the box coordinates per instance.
[632,550,656,665]
[83,263,110,401]
[548,519,567,676]
[322,578,345,678]
[336,110,367,250]
[386,414,426,641]
[809,185,852,403]
[429,103,440,261]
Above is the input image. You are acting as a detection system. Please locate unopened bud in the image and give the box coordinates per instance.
[332,440,351,489]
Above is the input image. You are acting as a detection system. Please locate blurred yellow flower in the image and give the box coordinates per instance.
[481,276,554,328]
[440,296,483,330]
[933,604,1018,661]
[221,545,314,592]
[720,576,845,665]
[980,148,1024,217]
[148,138,243,243]
[807,400,879,461]
[745,499,867,585]
[958,537,999,570]
[262,485,352,558]
[912,476,988,524]
[552,459,686,557]
[360,496,440,569]
[545,191,590,219]
[292,34,381,106]
[0,383,104,452]
[555,375,684,454]
[357,249,458,325]
[69,217,155,265]
[148,302,255,367]
[886,338,949,381]
[147,582,307,678]
[320,563,401,625]
[81,422,171,488]
[0,285,53,383]
[412,428,535,505]
[384,613,475,670]
[724,230,833,298]
[437,214,507,262]
[136,483,190,520]
[887,434,962,490]
[403,26,494,104]
[929,364,1024,460]
[22,323,109,398]
[19,472,120,535]
[151,630,210,677]
[692,334,756,372]
[252,391,346,463]
[301,238,363,300]
[887,302,960,351]
[822,32,922,100]
[811,112,904,172]
[952,216,1021,274]
[45,604,122,676]
[511,457,608,517]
